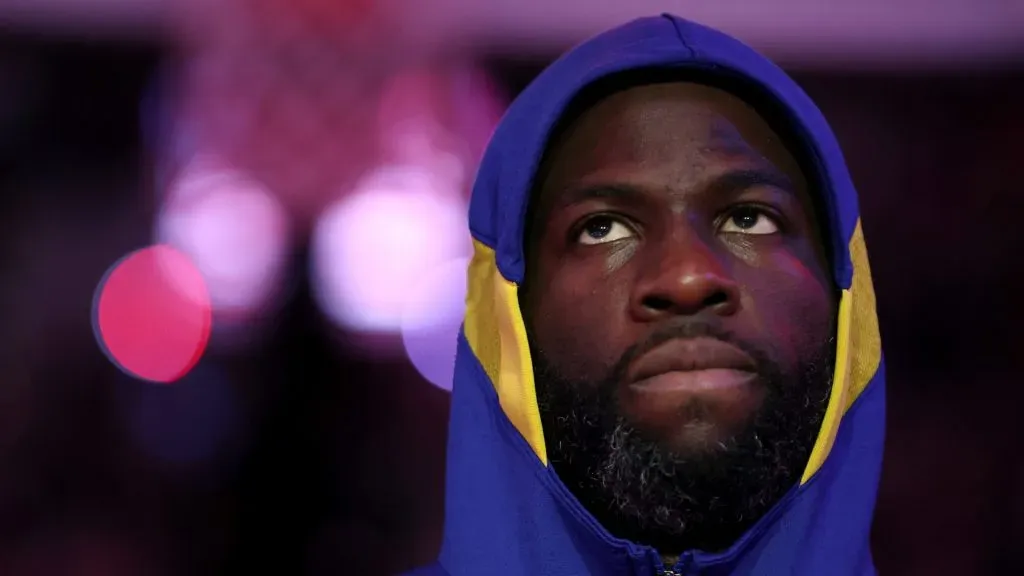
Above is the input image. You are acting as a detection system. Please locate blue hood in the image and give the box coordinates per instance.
[412,14,885,576]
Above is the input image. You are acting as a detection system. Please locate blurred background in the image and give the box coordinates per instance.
[1,0,1023,574]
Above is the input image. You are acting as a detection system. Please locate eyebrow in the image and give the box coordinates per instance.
[706,168,798,198]
[551,183,645,210]
[551,168,798,211]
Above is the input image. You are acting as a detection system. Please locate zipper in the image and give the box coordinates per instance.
[647,548,677,576]
[654,557,682,575]
[655,551,693,576]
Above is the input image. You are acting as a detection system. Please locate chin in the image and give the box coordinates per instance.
[639,417,747,459]
[669,420,730,452]
[620,391,765,455]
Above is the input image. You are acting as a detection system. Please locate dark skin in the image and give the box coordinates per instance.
[521,82,837,552]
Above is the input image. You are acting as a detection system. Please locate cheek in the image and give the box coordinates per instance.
[604,241,637,274]
[528,264,632,381]
[741,257,835,368]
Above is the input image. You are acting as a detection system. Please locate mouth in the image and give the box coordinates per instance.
[625,337,758,392]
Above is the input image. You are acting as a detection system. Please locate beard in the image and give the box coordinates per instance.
[533,321,835,554]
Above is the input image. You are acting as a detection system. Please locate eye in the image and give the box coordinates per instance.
[720,206,780,235]
[576,216,635,245]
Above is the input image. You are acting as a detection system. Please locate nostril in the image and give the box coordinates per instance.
[642,296,674,311]
[703,290,729,308]
[642,290,730,314]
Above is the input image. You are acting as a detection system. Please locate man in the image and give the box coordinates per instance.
[410,14,884,576]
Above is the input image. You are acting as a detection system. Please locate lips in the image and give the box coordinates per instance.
[626,337,757,385]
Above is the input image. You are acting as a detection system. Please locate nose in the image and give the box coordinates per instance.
[630,229,741,321]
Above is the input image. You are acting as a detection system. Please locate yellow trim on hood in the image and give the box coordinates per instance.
[464,240,548,464]
[801,219,882,482]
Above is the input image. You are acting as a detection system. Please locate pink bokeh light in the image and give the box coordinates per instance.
[92,245,212,384]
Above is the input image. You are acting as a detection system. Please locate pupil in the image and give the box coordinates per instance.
[733,210,758,229]
[586,218,612,238]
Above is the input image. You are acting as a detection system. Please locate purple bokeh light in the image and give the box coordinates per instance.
[400,256,469,391]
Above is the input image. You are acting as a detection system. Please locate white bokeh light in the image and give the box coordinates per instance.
[157,155,290,320]
[310,165,470,333]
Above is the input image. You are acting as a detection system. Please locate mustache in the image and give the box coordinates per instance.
[607,320,780,386]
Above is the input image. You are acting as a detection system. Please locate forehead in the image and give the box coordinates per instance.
[540,81,803,187]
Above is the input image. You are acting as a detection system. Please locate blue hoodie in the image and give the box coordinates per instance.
[409,14,884,576]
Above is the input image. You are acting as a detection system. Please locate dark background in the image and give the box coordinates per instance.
[1,32,1022,575]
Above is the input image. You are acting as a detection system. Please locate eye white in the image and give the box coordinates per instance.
[578,217,634,245]
[720,210,779,235]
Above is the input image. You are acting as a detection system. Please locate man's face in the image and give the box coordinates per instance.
[520,82,837,553]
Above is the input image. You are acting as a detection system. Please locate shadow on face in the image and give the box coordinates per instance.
[521,80,837,454]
